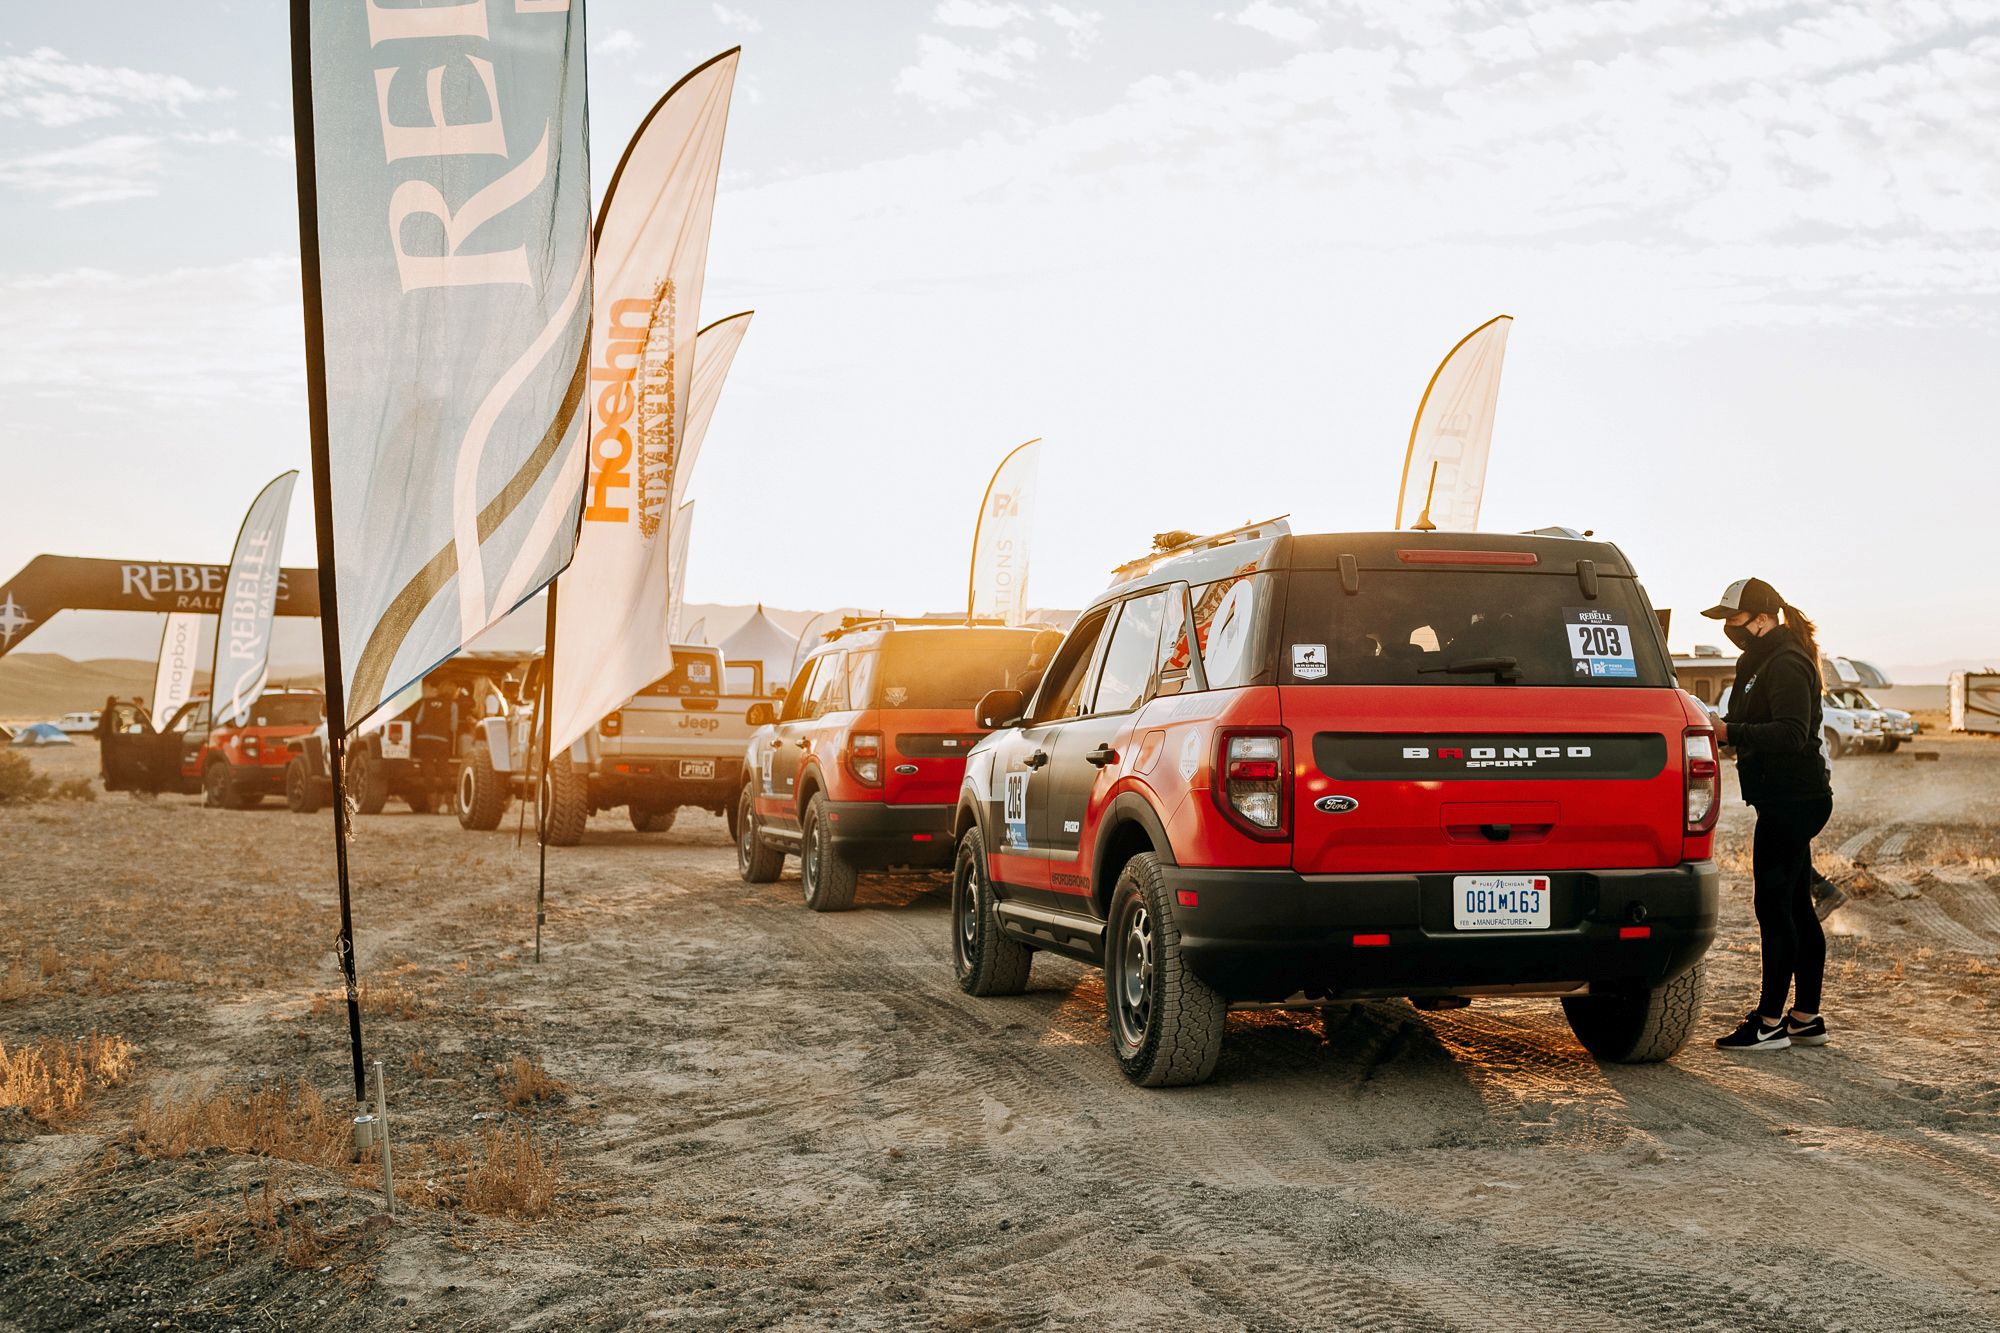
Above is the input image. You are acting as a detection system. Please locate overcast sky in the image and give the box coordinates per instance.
[2,0,1996,671]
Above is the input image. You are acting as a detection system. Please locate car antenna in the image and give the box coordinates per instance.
[1410,462,1440,531]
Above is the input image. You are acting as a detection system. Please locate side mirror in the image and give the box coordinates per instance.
[745,702,776,727]
[975,688,1026,731]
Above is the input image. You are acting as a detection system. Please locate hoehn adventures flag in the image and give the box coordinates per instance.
[152,611,207,720]
[301,2,592,730]
[1395,315,1513,532]
[548,49,738,752]
[210,472,299,727]
[968,438,1041,625]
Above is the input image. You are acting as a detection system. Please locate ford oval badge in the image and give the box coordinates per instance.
[1314,794,1359,815]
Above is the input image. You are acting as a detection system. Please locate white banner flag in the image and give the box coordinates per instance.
[211,472,300,727]
[152,611,207,720]
[968,438,1040,625]
[300,2,592,730]
[1396,315,1512,532]
[675,312,752,512]
[549,50,738,751]
[666,500,695,643]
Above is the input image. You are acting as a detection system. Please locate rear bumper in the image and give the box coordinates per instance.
[1159,861,1719,1003]
[588,757,741,810]
[825,800,956,868]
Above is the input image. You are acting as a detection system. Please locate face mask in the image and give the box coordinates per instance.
[1724,621,1757,650]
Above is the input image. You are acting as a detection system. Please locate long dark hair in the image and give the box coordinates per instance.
[1782,601,1822,683]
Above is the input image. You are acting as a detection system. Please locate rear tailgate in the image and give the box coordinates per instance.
[882,708,988,805]
[1285,685,1688,874]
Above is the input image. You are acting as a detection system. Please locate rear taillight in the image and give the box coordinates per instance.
[1214,729,1289,838]
[849,732,883,787]
[600,711,622,737]
[1685,729,1719,834]
[240,735,260,759]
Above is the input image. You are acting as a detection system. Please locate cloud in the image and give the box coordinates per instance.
[712,5,763,33]
[935,1,1030,28]
[0,133,166,206]
[0,47,231,128]
[1230,2,1321,44]
[596,28,643,57]
[1042,5,1105,56]
[895,33,1040,108]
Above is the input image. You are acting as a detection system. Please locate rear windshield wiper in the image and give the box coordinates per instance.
[1419,655,1522,683]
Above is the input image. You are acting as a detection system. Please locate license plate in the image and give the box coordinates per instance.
[1453,875,1551,931]
[679,759,715,780]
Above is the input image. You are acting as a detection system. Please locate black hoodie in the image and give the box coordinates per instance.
[1724,625,1832,804]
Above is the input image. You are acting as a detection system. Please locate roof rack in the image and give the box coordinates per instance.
[823,613,1012,641]
[1108,515,1292,586]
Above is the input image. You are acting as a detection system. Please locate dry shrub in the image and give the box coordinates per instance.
[243,1172,331,1268]
[0,1034,136,1125]
[499,1056,565,1109]
[406,1044,439,1078]
[38,946,62,979]
[311,977,424,1022]
[0,964,39,1002]
[461,1124,561,1218]
[133,1079,350,1169]
[0,750,53,805]
[53,777,96,802]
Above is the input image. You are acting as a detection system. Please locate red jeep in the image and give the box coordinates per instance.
[737,618,1055,910]
[950,522,1719,1086]
[105,689,325,808]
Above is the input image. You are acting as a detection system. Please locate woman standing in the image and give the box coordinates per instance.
[1704,577,1834,1052]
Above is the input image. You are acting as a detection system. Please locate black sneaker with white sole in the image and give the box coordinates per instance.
[1715,1013,1791,1051]
[1809,871,1849,922]
[1785,1014,1829,1046]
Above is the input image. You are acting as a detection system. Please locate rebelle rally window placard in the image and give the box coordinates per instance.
[1563,606,1636,680]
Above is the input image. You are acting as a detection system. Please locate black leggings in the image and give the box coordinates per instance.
[1751,797,1833,1017]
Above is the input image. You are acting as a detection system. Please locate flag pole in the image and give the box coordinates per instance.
[288,0,366,1106]
[535,581,557,963]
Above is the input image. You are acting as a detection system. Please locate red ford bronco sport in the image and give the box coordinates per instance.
[737,617,1054,910]
[104,688,325,808]
[950,521,1720,1086]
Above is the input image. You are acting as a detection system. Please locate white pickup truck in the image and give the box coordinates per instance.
[455,645,775,844]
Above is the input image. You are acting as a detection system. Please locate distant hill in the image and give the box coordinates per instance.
[0,653,322,723]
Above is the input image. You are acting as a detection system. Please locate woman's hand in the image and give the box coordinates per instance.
[1712,718,1728,744]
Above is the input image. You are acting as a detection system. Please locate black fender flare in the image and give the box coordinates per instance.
[1090,791,1177,912]
[795,761,829,818]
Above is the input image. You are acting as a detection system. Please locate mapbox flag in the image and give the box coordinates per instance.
[1396,315,1513,532]
[548,50,738,752]
[152,611,207,720]
[968,438,1040,625]
[210,472,299,728]
[299,2,591,730]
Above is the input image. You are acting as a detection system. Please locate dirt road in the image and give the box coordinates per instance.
[3,738,1998,1330]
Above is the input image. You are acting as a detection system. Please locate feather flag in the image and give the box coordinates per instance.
[967,439,1041,625]
[210,472,299,727]
[1395,315,1513,532]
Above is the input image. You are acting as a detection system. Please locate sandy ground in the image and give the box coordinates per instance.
[3,735,1998,1331]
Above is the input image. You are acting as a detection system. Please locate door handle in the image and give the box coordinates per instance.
[1024,750,1049,770]
[1085,744,1119,768]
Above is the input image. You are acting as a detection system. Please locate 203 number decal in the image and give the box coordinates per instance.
[1577,625,1623,656]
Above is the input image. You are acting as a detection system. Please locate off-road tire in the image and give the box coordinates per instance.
[1562,961,1706,1063]
[1882,738,1901,754]
[800,792,858,912]
[737,788,784,882]
[349,749,390,815]
[631,804,677,833]
[541,752,589,847]
[457,743,509,831]
[952,827,1032,996]
[202,759,242,810]
[285,758,322,814]
[1824,728,1844,761]
[1106,853,1228,1087]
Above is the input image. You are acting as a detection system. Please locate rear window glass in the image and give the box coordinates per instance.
[1280,570,1671,687]
[640,654,721,698]
[724,664,763,696]
[1160,570,1278,691]
[245,696,322,726]
[869,630,1045,710]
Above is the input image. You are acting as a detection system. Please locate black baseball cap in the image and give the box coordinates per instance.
[1701,577,1783,619]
